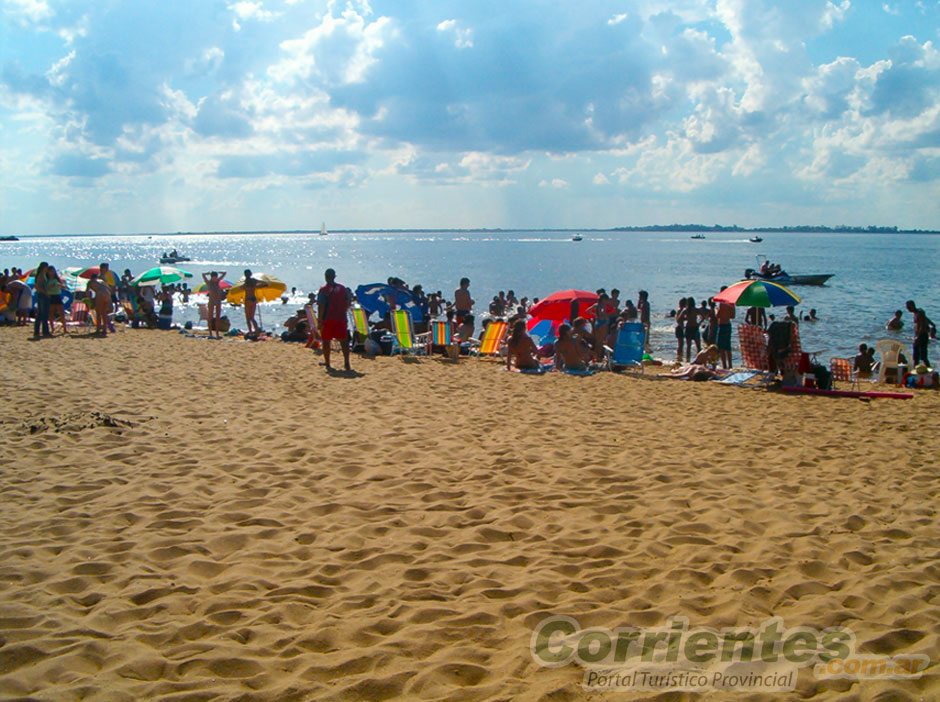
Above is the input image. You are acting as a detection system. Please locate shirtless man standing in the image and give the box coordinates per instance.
[454,278,474,324]
[906,299,935,367]
[715,289,736,369]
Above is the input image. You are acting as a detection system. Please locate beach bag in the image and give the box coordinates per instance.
[812,364,832,390]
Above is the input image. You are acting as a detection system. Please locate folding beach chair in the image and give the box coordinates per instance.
[304,304,321,348]
[428,320,459,360]
[390,309,422,356]
[603,322,645,374]
[197,303,209,321]
[470,320,508,358]
[65,300,93,330]
[830,357,859,391]
[348,305,370,349]
[771,322,802,382]
[738,323,769,370]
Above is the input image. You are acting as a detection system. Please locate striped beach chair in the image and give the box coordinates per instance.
[471,320,508,358]
[390,309,421,357]
[65,300,93,329]
[348,305,370,346]
[428,320,459,359]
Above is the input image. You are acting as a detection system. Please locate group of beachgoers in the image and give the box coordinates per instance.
[2,262,935,380]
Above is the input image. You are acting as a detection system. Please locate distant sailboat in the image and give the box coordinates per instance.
[320,222,327,236]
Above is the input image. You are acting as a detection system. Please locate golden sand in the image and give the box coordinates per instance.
[0,326,937,701]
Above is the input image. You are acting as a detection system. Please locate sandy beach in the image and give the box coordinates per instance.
[1,325,938,701]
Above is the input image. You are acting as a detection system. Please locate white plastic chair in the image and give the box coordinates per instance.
[875,339,905,383]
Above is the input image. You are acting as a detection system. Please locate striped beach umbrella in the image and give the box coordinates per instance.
[713,280,801,308]
[131,266,193,287]
[192,279,233,294]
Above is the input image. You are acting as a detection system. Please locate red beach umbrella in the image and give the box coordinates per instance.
[527,289,599,322]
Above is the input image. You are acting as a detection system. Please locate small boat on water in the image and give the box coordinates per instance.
[320,222,328,236]
[749,236,763,243]
[0,235,19,241]
[571,234,583,241]
[159,251,191,264]
[744,268,833,286]
[690,234,706,239]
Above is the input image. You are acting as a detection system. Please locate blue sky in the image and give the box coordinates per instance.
[2,0,940,234]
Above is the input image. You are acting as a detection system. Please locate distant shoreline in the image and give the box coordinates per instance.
[6,225,939,238]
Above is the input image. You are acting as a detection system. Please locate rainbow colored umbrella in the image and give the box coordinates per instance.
[713,280,800,308]
[193,279,233,294]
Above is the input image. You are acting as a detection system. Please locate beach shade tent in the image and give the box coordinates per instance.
[131,266,194,288]
[192,279,233,294]
[354,283,425,323]
[527,290,599,323]
[227,274,287,305]
[713,279,801,308]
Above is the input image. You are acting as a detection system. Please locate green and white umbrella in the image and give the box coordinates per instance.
[130,266,193,287]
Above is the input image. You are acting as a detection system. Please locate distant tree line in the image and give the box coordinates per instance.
[611,224,938,234]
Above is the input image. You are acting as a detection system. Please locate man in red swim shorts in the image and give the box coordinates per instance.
[317,268,352,371]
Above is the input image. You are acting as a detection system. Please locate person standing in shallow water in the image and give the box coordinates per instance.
[906,299,935,367]
[317,268,352,371]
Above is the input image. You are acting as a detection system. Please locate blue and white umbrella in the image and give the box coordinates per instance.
[355,283,424,322]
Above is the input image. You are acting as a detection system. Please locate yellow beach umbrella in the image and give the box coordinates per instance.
[227,273,286,305]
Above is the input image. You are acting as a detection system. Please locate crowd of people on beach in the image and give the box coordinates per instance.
[1,261,935,382]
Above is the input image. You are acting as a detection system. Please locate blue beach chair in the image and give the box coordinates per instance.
[603,322,645,373]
